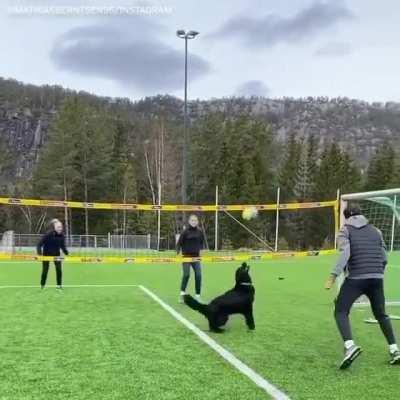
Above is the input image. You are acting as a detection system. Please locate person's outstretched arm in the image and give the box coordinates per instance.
[377,228,387,269]
[61,235,69,256]
[325,227,350,289]
[199,230,205,251]
[176,230,185,254]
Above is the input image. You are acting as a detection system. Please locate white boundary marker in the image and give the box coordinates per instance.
[139,285,291,400]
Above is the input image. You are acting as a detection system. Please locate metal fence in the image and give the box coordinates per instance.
[12,233,151,252]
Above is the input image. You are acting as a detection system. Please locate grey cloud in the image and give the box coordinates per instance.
[213,1,354,48]
[314,42,353,57]
[236,80,270,97]
[50,21,210,93]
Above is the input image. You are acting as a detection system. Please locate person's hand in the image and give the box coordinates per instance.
[325,275,336,290]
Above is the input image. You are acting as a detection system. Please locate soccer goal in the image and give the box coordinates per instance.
[340,188,400,308]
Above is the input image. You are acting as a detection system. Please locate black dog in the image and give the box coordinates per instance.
[184,262,255,333]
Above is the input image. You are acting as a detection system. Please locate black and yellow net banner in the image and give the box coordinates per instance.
[0,250,337,264]
[0,197,338,212]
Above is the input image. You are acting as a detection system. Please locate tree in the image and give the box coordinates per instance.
[364,141,395,191]
[33,98,114,235]
[278,133,302,201]
[294,134,318,201]
[312,143,361,248]
[189,114,276,248]
[292,134,319,249]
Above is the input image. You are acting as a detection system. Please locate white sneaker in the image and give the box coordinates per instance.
[179,292,185,303]
[390,350,400,365]
[195,294,202,303]
[340,345,362,370]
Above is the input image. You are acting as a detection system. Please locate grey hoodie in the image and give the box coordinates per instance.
[331,215,387,279]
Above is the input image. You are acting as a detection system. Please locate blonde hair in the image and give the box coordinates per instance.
[48,218,60,230]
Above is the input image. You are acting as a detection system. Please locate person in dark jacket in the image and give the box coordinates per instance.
[177,214,205,303]
[37,219,69,290]
[325,204,400,368]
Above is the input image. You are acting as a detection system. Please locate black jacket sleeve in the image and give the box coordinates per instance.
[200,230,205,250]
[176,230,185,254]
[36,233,47,255]
[61,236,69,256]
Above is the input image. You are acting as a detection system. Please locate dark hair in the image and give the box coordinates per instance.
[343,204,362,219]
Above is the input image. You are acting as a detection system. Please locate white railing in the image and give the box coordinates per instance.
[12,233,151,250]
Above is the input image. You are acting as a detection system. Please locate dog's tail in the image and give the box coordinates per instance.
[183,295,209,316]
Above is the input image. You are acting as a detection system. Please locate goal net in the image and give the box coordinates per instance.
[340,189,400,307]
[0,230,15,254]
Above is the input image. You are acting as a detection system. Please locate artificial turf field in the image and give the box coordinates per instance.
[0,253,400,400]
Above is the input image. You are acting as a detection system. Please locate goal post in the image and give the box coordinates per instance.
[339,188,400,307]
[341,188,400,252]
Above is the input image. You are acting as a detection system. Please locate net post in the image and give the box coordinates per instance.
[334,189,340,249]
[274,187,280,252]
[390,195,397,252]
[214,185,219,251]
[157,185,162,251]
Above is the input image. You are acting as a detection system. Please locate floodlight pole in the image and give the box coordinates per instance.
[182,36,188,208]
[335,188,341,250]
[177,29,199,214]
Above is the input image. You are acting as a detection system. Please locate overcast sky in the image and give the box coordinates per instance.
[1,0,399,102]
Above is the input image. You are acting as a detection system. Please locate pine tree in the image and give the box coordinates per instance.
[291,134,319,249]
[364,141,395,191]
[294,134,318,201]
[278,133,302,201]
[33,98,114,235]
[311,143,361,248]
[190,114,276,248]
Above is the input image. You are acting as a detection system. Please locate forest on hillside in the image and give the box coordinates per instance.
[1,79,400,250]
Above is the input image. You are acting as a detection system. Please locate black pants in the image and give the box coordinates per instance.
[180,262,202,295]
[334,278,396,345]
[41,261,62,287]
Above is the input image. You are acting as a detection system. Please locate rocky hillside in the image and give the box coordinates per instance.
[1,77,400,182]
[115,95,400,167]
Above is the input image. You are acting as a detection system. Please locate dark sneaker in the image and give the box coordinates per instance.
[390,351,400,365]
[340,345,362,370]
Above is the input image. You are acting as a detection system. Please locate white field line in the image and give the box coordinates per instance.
[0,284,138,289]
[139,285,291,400]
